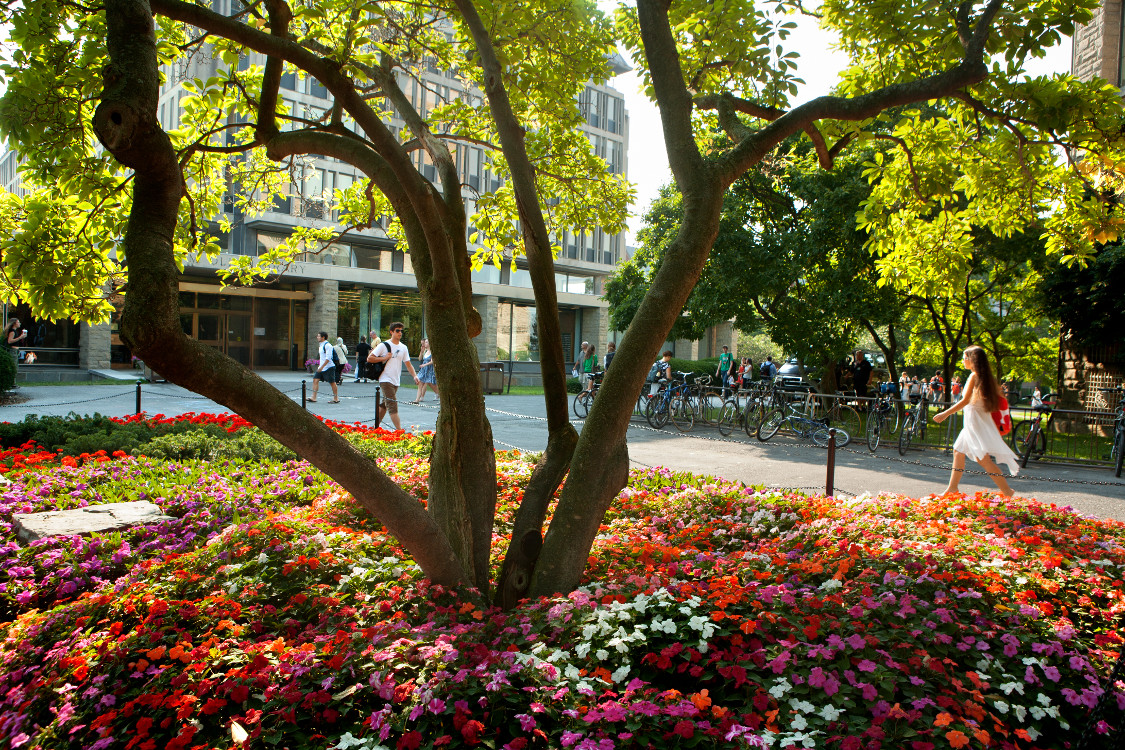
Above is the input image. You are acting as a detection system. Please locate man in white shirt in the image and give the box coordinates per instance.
[372,321,419,429]
[309,331,338,403]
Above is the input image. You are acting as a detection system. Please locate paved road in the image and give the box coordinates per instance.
[4,373,1124,522]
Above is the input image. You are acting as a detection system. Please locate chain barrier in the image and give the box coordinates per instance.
[835,444,1125,488]
[0,390,133,409]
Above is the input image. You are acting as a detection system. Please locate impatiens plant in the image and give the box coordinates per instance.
[0,415,1122,748]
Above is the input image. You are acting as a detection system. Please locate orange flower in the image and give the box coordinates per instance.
[945,730,970,748]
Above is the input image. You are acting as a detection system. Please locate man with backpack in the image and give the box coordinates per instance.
[645,351,674,396]
[309,331,338,403]
[369,322,420,430]
[759,355,778,381]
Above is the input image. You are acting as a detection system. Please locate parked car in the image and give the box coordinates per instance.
[777,358,817,393]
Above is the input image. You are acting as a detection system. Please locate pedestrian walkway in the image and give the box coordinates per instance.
[3,375,1123,521]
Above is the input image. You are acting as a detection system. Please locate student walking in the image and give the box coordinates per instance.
[309,331,339,403]
[371,322,420,430]
[932,345,1019,497]
[412,338,438,403]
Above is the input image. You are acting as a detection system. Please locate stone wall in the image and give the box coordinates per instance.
[1072,0,1122,84]
[307,279,339,360]
[79,322,112,370]
[1058,337,1124,435]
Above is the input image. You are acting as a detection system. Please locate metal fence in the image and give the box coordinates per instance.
[636,386,1121,472]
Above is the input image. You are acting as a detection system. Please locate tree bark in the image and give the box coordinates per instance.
[97,0,473,592]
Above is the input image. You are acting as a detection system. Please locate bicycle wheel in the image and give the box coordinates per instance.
[758,408,785,442]
[813,426,848,448]
[897,414,916,455]
[1115,427,1125,478]
[670,394,695,432]
[646,396,669,429]
[698,392,724,425]
[635,391,651,417]
[886,401,901,434]
[573,391,591,419]
[717,399,739,436]
[743,403,764,438]
[830,404,861,448]
[866,412,882,452]
[1010,420,1045,467]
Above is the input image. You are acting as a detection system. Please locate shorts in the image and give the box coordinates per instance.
[380,382,399,414]
[314,366,335,382]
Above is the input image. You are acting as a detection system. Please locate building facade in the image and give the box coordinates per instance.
[2,10,630,381]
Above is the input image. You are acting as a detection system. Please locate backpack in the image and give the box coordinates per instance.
[990,397,1012,436]
[330,346,341,368]
[759,361,772,378]
[367,342,389,379]
[646,361,662,383]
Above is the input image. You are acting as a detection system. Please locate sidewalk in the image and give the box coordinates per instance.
[3,374,1124,522]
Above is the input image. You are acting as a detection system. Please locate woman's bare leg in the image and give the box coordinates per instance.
[431,384,439,399]
[977,455,1013,497]
[414,384,428,403]
[944,451,966,495]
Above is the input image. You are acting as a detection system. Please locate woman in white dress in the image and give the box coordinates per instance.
[933,345,1019,497]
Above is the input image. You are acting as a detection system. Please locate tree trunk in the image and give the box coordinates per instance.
[96,0,473,593]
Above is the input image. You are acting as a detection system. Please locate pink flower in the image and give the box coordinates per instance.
[857,659,877,673]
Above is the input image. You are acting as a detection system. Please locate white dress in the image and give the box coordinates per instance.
[953,403,1020,476]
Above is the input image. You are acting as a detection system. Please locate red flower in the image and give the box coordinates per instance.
[460,720,485,744]
[398,731,423,750]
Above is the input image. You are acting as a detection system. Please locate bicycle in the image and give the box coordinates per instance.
[865,392,897,452]
[801,391,860,448]
[1009,392,1057,468]
[757,400,849,447]
[1097,387,1124,478]
[572,372,603,419]
[644,372,692,430]
[897,392,930,455]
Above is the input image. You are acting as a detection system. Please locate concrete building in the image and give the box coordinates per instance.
[2,10,630,383]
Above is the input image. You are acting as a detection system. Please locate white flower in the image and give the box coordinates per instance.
[595,649,609,661]
[768,679,791,699]
[1030,706,1045,720]
[1013,705,1027,722]
[790,714,808,731]
[819,705,842,722]
[611,665,631,683]
[791,700,815,714]
[818,579,842,592]
[1037,693,1051,706]
[257,552,269,564]
[564,665,581,680]
[993,700,1009,714]
[574,642,591,659]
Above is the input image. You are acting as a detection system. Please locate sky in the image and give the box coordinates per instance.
[608,11,1074,246]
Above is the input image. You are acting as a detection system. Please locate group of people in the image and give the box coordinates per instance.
[309,323,438,430]
[895,370,963,403]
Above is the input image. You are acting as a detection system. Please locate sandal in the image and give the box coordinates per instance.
[330,399,340,403]
[308,399,317,403]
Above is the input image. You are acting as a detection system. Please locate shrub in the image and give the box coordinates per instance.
[566,377,582,393]
[0,352,15,393]
[138,427,297,462]
[669,356,722,381]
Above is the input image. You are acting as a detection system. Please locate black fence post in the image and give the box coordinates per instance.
[135,382,142,416]
[301,380,307,410]
[826,428,836,496]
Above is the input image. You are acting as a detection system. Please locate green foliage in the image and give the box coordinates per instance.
[566,377,582,394]
[0,351,15,393]
[0,0,631,320]
[138,429,297,463]
[0,414,162,455]
[1039,241,1125,351]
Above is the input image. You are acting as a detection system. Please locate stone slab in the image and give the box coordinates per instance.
[13,501,176,543]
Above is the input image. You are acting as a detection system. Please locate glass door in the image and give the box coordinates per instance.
[226,314,252,366]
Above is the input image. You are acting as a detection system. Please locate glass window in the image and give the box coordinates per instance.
[178,291,196,308]
[508,267,533,288]
[253,298,292,368]
[472,264,501,284]
[496,304,539,361]
[309,79,328,99]
[353,244,385,270]
[566,275,589,295]
[280,71,296,90]
[198,293,222,310]
[378,291,423,352]
[555,273,567,292]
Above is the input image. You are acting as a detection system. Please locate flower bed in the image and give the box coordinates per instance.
[0,415,1123,749]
